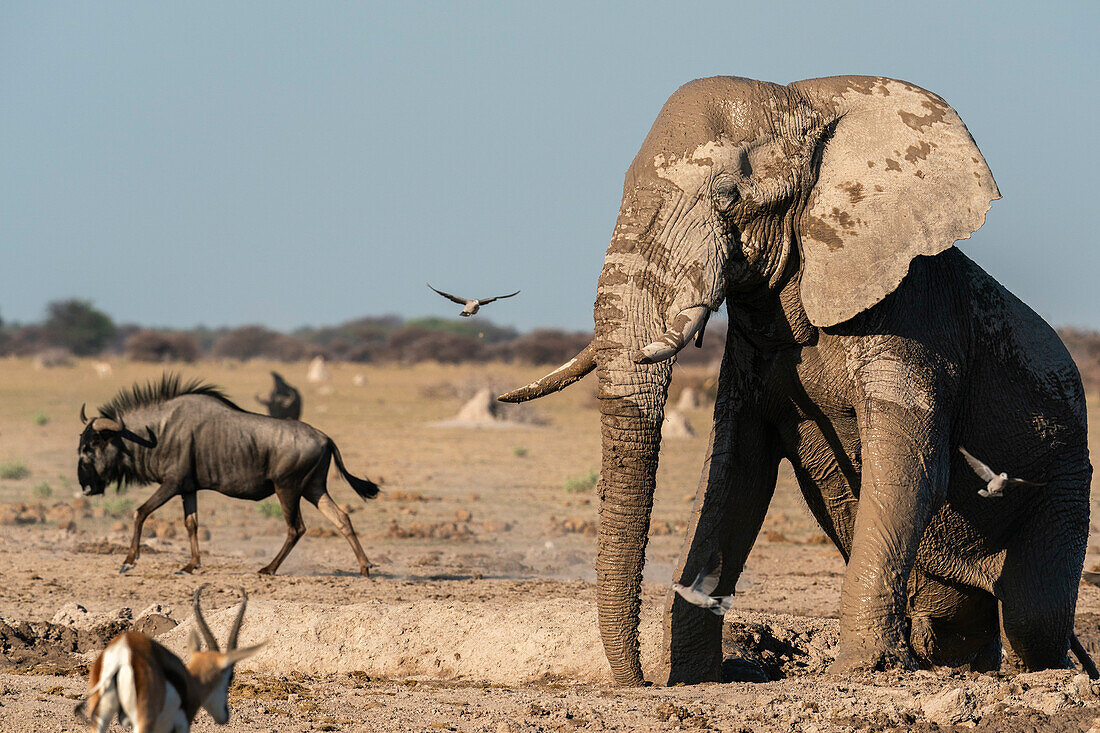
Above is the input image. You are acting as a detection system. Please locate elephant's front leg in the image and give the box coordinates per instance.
[833,384,951,672]
[662,409,780,685]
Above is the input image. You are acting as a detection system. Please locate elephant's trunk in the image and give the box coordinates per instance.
[592,205,675,686]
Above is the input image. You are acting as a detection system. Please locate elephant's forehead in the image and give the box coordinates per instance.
[649,139,736,193]
[627,76,796,190]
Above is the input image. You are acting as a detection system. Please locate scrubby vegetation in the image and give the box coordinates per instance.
[257,500,282,518]
[0,461,30,480]
[563,470,599,494]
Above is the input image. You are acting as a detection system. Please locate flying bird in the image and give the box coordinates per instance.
[672,558,732,616]
[959,446,1045,498]
[427,284,520,317]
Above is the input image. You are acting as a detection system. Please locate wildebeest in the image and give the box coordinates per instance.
[77,374,379,576]
[255,371,302,420]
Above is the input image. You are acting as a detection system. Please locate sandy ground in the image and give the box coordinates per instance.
[2,357,1100,731]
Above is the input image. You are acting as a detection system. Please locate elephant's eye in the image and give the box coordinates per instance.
[712,176,740,212]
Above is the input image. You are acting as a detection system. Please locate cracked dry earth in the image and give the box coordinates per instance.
[3,359,1100,731]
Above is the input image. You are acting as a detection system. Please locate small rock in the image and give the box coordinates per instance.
[454,509,472,523]
[51,603,90,627]
[921,687,974,725]
[1075,673,1099,699]
[482,520,511,533]
[133,613,178,637]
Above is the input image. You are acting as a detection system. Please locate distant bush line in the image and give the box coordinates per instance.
[0,299,725,366]
[3,301,1099,386]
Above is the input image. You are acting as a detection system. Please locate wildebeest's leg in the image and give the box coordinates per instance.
[258,489,304,575]
[121,480,182,573]
[309,491,372,577]
[180,492,201,574]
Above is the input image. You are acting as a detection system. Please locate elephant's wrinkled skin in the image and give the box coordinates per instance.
[501,76,1091,685]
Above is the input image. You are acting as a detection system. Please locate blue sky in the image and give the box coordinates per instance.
[2,2,1097,331]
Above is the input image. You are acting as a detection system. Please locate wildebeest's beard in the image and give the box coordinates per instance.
[76,458,106,496]
[77,425,125,496]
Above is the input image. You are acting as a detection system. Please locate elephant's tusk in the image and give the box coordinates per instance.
[633,306,711,365]
[498,341,597,403]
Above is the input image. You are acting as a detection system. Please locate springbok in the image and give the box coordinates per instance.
[77,585,263,732]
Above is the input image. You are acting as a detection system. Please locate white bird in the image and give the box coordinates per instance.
[427,284,520,317]
[959,446,1045,498]
[672,559,732,616]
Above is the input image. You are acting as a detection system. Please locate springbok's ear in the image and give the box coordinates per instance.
[789,76,1000,327]
[219,641,267,669]
[188,629,202,654]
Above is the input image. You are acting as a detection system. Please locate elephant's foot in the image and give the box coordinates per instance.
[828,640,919,675]
[909,613,1001,671]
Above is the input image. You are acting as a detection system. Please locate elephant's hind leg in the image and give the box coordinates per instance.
[908,569,1000,671]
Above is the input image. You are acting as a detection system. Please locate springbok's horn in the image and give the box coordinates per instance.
[192,584,220,651]
[226,587,248,650]
[633,306,711,365]
[79,404,88,424]
[498,341,596,403]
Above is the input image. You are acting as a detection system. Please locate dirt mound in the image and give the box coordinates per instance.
[72,540,160,555]
[430,388,542,429]
[0,604,178,677]
[159,598,663,683]
[307,355,330,383]
[675,387,701,411]
[386,520,476,540]
[155,600,844,686]
[0,618,124,676]
[722,616,839,680]
[662,410,695,439]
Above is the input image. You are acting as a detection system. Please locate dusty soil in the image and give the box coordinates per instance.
[2,357,1100,731]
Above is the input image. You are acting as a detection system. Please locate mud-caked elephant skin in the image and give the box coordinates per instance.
[501,75,1091,686]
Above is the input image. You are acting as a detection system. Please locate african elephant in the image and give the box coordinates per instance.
[500,76,1092,686]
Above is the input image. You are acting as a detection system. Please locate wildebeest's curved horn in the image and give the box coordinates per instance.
[498,341,596,403]
[227,587,248,650]
[192,583,220,651]
[79,403,88,425]
[90,417,123,433]
[120,427,157,449]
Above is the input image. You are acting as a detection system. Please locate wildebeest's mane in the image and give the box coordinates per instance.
[97,373,244,420]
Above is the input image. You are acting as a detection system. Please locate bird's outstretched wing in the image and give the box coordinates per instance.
[478,290,521,305]
[427,284,469,305]
[690,554,722,596]
[959,447,997,482]
[1005,478,1046,488]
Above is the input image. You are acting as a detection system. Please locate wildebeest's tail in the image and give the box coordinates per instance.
[328,439,380,499]
[1071,632,1099,679]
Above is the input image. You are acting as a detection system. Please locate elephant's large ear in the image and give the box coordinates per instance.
[789,76,1000,328]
